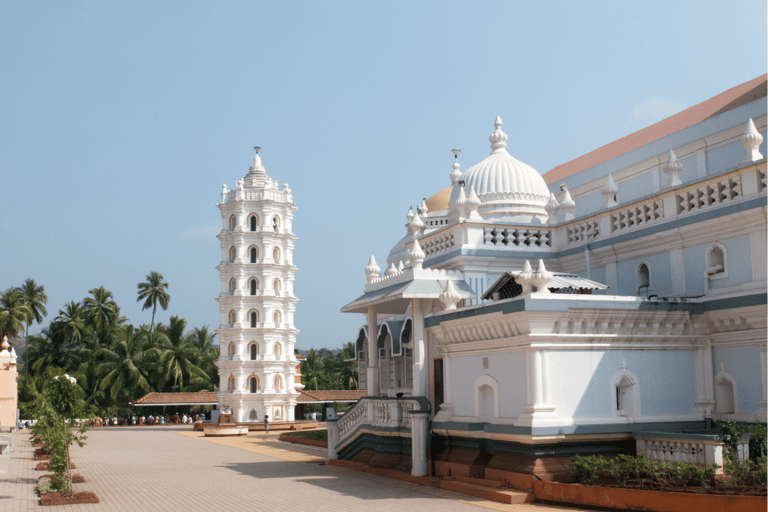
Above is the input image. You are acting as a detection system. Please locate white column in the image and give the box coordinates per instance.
[443,356,452,404]
[412,299,427,397]
[531,350,544,407]
[410,411,429,476]
[366,308,380,396]
[327,419,339,459]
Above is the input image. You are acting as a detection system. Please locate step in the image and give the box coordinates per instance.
[439,479,535,505]
[450,475,509,489]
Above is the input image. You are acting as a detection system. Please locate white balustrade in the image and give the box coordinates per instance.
[610,200,663,233]
[635,433,749,473]
[676,175,742,214]
[483,227,552,247]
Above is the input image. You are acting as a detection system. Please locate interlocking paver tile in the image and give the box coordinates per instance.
[1,426,587,512]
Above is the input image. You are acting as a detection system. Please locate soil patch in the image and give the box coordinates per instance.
[40,491,99,506]
[36,462,76,471]
[40,474,86,483]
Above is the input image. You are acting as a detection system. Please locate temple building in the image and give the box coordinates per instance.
[330,75,767,480]
[215,148,302,423]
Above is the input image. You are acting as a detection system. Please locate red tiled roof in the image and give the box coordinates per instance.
[543,75,767,185]
[133,391,219,406]
[297,390,367,403]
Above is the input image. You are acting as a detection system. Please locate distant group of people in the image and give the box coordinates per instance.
[91,412,205,427]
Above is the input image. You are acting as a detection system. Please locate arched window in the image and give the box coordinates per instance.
[637,262,650,294]
[273,310,282,326]
[250,246,258,263]
[229,246,236,262]
[228,310,236,325]
[272,215,280,233]
[273,374,282,391]
[229,215,236,230]
[273,247,281,262]
[249,343,258,360]
[249,214,259,232]
[227,375,235,391]
[229,278,236,294]
[715,369,737,415]
[250,409,257,420]
[273,342,282,356]
[273,278,281,293]
[611,370,640,418]
[228,343,235,357]
[706,243,727,277]
[249,377,259,393]
[250,278,258,295]
[250,311,259,328]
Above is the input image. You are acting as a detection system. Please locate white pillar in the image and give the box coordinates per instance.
[531,350,544,407]
[443,356,452,404]
[412,299,426,397]
[367,308,380,396]
[410,411,429,477]
[327,419,339,459]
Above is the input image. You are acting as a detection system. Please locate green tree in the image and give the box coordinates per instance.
[95,325,153,404]
[53,301,90,347]
[17,278,48,348]
[26,327,80,375]
[188,326,218,385]
[156,316,210,392]
[0,287,32,341]
[136,272,170,336]
[335,342,359,390]
[301,348,326,391]
[84,286,119,341]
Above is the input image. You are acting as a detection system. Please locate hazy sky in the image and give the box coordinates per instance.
[2,1,766,349]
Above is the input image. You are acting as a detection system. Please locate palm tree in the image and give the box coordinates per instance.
[301,348,326,391]
[17,278,48,347]
[95,325,152,404]
[84,286,118,341]
[335,342,359,390]
[155,316,210,392]
[136,272,170,336]
[188,326,218,384]
[53,301,89,347]
[26,327,80,374]
[0,287,32,341]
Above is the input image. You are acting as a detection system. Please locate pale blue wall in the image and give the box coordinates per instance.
[707,141,745,176]
[575,190,604,218]
[683,244,707,295]
[588,266,608,294]
[558,349,696,419]
[709,235,752,290]
[676,155,699,186]
[447,352,527,419]
[619,172,655,204]
[616,252,671,296]
[712,345,764,417]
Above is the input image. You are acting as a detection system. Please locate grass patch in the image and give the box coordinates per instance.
[281,430,327,442]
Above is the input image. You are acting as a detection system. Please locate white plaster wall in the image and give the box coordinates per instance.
[618,172,655,204]
[448,352,527,419]
[712,345,763,417]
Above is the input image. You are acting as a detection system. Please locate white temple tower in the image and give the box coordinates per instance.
[215,148,301,423]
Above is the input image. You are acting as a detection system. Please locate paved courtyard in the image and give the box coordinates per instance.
[0,426,588,512]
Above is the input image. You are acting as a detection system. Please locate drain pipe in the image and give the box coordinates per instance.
[584,243,592,280]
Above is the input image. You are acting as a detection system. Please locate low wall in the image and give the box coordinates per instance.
[533,480,767,512]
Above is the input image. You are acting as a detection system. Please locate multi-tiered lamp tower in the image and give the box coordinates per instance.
[215,148,301,423]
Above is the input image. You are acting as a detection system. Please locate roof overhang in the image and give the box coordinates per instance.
[342,277,474,314]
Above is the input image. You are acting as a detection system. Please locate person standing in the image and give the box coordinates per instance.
[264,414,269,433]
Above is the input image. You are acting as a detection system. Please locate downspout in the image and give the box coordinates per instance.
[584,243,592,280]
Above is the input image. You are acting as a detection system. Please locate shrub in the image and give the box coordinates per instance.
[568,453,718,489]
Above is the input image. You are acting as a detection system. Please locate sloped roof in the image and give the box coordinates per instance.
[133,391,219,406]
[298,390,366,403]
[543,74,767,184]
[482,272,608,301]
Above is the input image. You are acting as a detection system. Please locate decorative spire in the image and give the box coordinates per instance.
[385,262,398,276]
[466,186,481,212]
[450,149,462,183]
[545,193,560,223]
[250,146,264,171]
[663,150,683,187]
[559,186,575,221]
[489,115,508,152]
[741,118,764,163]
[531,259,553,293]
[10,347,16,365]
[418,198,429,218]
[221,184,228,203]
[397,260,405,272]
[406,206,414,223]
[408,212,425,236]
[1,336,7,350]
[408,239,425,270]
[516,260,534,294]
[365,256,381,283]
[439,280,462,310]
[601,173,619,207]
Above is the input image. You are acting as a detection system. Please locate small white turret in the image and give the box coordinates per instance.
[365,256,381,283]
[221,184,228,203]
[516,260,535,294]
[559,186,576,221]
[9,348,16,365]
[397,260,405,272]
[601,174,619,208]
[741,118,764,163]
[439,280,462,310]
[489,115,508,151]
[663,150,683,187]
[408,239,425,270]
[418,198,429,218]
[531,259,553,293]
[408,212,425,237]
[545,193,560,224]
[450,149,462,183]
[385,262,398,276]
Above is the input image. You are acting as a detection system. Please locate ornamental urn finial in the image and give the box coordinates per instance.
[559,186,575,221]
[251,146,264,170]
[531,259,553,293]
[450,149,462,183]
[516,260,535,294]
[545,193,560,223]
[418,198,429,218]
[489,115,508,152]
[439,280,462,310]
[408,239,425,270]
[741,118,764,163]
[663,150,683,187]
[385,262,398,276]
[408,212,425,236]
[365,256,381,283]
[601,173,619,207]
[1,336,8,350]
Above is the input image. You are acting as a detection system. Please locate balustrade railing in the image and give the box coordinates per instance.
[483,227,551,247]
[635,431,749,472]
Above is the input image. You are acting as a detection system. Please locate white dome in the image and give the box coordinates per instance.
[449,116,550,220]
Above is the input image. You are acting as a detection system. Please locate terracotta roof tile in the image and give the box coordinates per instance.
[133,391,219,405]
[297,390,367,403]
[543,75,767,185]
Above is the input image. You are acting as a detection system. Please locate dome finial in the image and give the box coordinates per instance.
[489,115,508,152]
[251,146,264,171]
[450,149,462,183]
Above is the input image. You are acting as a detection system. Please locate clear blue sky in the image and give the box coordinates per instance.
[2,1,766,349]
